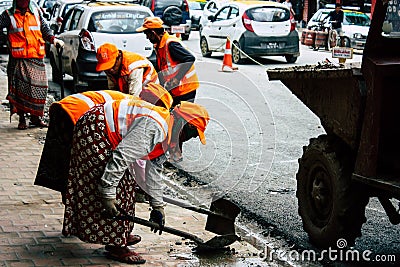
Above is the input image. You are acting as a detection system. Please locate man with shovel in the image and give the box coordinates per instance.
[62,99,209,264]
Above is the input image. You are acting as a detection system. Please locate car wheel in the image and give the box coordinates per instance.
[200,36,211,57]
[163,6,183,27]
[181,33,189,40]
[232,41,244,64]
[327,30,337,50]
[285,55,298,63]
[50,52,62,84]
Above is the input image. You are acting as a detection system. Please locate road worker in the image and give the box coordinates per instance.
[96,43,159,96]
[137,17,199,106]
[35,84,173,200]
[62,98,209,264]
[0,0,64,129]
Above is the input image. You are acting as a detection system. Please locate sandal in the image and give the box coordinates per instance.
[105,248,146,264]
[105,234,141,251]
[18,121,28,130]
[30,116,48,128]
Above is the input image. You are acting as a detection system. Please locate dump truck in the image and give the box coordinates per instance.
[267,0,400,248]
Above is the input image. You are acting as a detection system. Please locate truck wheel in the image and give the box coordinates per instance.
[296,135,368,248]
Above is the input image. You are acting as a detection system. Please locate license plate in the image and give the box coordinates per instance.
[261,42,278,49]
[171,26,185,33]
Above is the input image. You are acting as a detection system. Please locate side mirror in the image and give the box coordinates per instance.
[208,15,215,22]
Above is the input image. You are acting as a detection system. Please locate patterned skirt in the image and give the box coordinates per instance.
[6,57,48,117]
[62,105,136,246]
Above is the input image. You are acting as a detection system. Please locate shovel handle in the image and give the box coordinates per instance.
[163,196,231,220]
[114,213,205,245]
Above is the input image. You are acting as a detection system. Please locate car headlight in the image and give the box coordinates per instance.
[353,33,364,39]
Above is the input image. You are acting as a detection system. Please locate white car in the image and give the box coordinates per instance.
[307,8,370,50]
[199,0,228,33]
[49,1,154,92]
[200,1,299,64]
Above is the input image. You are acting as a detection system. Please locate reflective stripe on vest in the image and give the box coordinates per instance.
[158,35,199,97]
[58,90,130,125]
[104,99,170,149]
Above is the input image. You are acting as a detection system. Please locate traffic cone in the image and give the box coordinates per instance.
[220,37,238,72]
[175,32,181,40]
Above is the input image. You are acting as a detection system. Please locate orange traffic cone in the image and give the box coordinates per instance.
[220,37,238,72]
[175,32,181,40]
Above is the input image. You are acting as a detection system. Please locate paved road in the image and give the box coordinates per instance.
[176,32,400,266]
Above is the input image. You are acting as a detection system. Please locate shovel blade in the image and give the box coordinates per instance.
[205,198,240,235]
[195,234,240,252]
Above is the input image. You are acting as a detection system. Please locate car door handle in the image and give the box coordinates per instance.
[70,40,73,45]
[219,27,221,30]
[233,24,236,27]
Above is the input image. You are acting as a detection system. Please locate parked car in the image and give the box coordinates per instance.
[48,0,84,33]
[36,0,56,19]
[49,1,155,92]
[198,0,228,33]
[0,1,12,51]
[307,8,370,50]
[188,0,206,30]
[138,0,192,40]
[200,1,299,63]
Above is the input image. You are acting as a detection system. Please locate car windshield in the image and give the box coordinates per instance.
[247,7,290,22]
[89,10,149,33]
[344,12,370,26]
[155,0,183,9]
[62,3,81,17]
[189,2,202,10]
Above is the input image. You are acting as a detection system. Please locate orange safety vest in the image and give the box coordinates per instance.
[104,99,171,160]
[156,33,199,97]
[6,9,46,58]
[110,51,158,94]
[55,90,134,125]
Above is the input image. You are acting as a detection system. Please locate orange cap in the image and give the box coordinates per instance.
[173,101,210,145]
[140,83,173,110]
[96,43,118,71]
[136,17,164,32]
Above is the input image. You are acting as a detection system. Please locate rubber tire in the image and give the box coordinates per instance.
[50,52,62,84]
[327,30,337,50]
[341,36,351,48]
[181,33,189,41]
[285,55,298,63]
[163,6,182,26]
[200,36,212,57]
[232,41,244,64]
[296,135,368,248]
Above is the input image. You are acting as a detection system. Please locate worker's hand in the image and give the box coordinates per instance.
[53,38,65,48]
[149,206,165,235]
[101,197,118,218]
